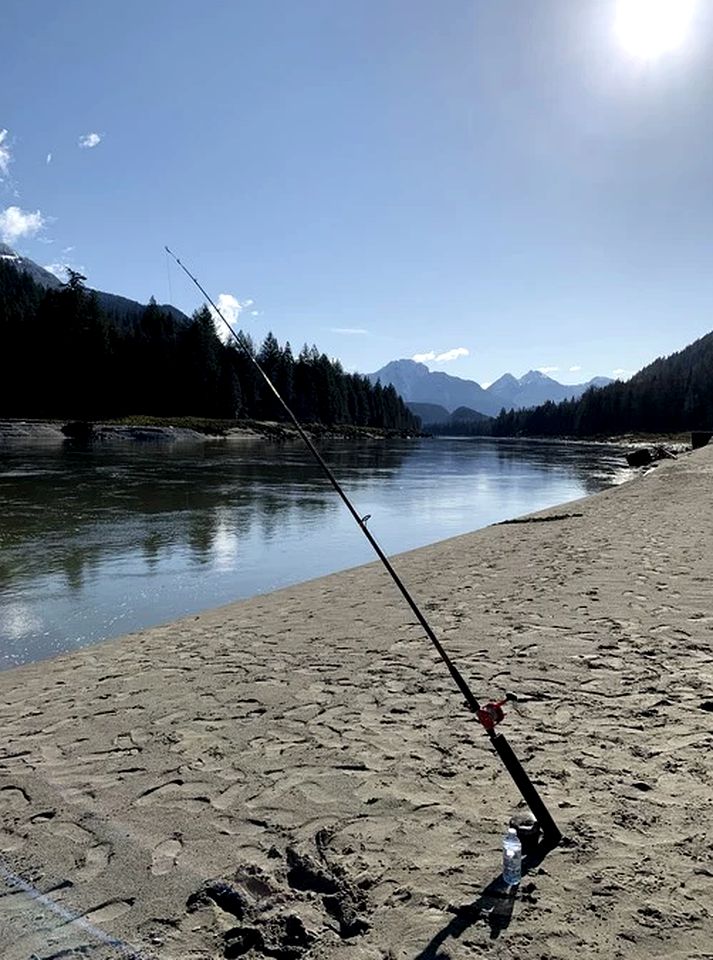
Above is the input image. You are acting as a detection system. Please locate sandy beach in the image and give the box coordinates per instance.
[0,445,711,960]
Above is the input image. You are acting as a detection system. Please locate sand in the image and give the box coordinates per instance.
[0,446,711,960]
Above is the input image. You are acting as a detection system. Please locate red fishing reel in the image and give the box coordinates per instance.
[477,693,517,731]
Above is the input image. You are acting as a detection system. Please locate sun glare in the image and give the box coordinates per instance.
[615,0,696,60]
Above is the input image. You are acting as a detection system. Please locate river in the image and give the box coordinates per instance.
[0,437,631,668]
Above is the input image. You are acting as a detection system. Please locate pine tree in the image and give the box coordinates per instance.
[0,266,421,430]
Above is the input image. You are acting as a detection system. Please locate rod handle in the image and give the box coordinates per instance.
[489,731,562,847]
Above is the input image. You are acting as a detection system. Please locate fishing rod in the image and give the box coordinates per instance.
[165,246,562,849]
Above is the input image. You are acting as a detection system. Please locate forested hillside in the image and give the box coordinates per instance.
[0,262,419,431]
[427,331,712,438]
[490,329,713,437]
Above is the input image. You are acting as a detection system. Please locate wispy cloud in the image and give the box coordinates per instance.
[435,347,469,363]
[43,262,67,279]
[612,367,634,379]
[78,132,102,149]
[210,293,255,343]
[0,129,11,181]
[568,364,582,373]
[46,152,52,165]
[0,206,46,243]
[329,327,368,336]
[537,365,559,374]
[44,253,85,280]
[412,347,469,364]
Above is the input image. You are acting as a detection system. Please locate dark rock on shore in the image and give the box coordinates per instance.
[626,445,677,468]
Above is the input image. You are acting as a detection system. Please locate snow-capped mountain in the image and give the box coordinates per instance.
[367,359,503,417]
[0,242,189,326]
[368,359,613,416]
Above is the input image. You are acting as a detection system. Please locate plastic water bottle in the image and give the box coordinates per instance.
[502,827,522,886]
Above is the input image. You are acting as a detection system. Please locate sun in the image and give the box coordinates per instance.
[615,0,697,60]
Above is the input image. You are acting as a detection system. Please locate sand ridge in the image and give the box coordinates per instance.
[0,446,712,959]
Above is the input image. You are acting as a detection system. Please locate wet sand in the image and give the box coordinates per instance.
[0,446,711,959]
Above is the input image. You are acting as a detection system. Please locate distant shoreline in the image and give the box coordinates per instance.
[0,417,422,445]
[0,417,693,448]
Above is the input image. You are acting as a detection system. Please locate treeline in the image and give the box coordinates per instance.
[492,329,713,437]
[0,262,419,431]
[429,329,713,438]
[428,418,492,437]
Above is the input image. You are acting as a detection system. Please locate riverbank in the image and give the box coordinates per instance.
[0,447,711,958]
[0,418,695,448]
[0,418,421,446]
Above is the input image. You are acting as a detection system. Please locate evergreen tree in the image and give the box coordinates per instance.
[0,264,421,430]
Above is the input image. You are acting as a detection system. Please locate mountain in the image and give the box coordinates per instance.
[492,328,713,437]
[487,369,614,409]
[369,358,613,416]
[405,402,451,426]
[368,359,503,417]
[406,401,492,432]
[0,242,189,326]
[486,373,519,402]
[0,243,63,291]
[450,405,491,426]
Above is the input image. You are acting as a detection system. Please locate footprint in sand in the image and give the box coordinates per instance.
[0,827,24,852]
[212,782,246,811]
[75,843,113,882]
[0,785,30,810]
[49,821,95,844]
[82,897,135,925]
[151,837,183,875]
[29,809,56,824]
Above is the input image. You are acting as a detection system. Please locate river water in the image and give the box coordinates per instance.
[0,437,631,668]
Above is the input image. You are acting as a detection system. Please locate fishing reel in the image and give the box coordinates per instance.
[477,692,518,731]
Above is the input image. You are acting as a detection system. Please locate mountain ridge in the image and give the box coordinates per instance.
[368,358,613,416]
[0,242,189,326]
[367,359,503,416]
[492,326,713,436]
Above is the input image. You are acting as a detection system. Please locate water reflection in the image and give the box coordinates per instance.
[0,437,630,667]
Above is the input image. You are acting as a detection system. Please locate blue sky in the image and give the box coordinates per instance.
[3,0,713,385]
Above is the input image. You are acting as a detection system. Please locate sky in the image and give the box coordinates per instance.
[3,0,713,385]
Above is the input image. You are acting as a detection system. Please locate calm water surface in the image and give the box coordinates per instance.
[0,437,631,668]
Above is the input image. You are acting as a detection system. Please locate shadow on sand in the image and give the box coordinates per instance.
[412,834,559,959]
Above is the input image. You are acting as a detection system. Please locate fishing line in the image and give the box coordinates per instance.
[165,246,173,307]
[0,857,145,959]
[164,246,562,847]
[165,247,479,712]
